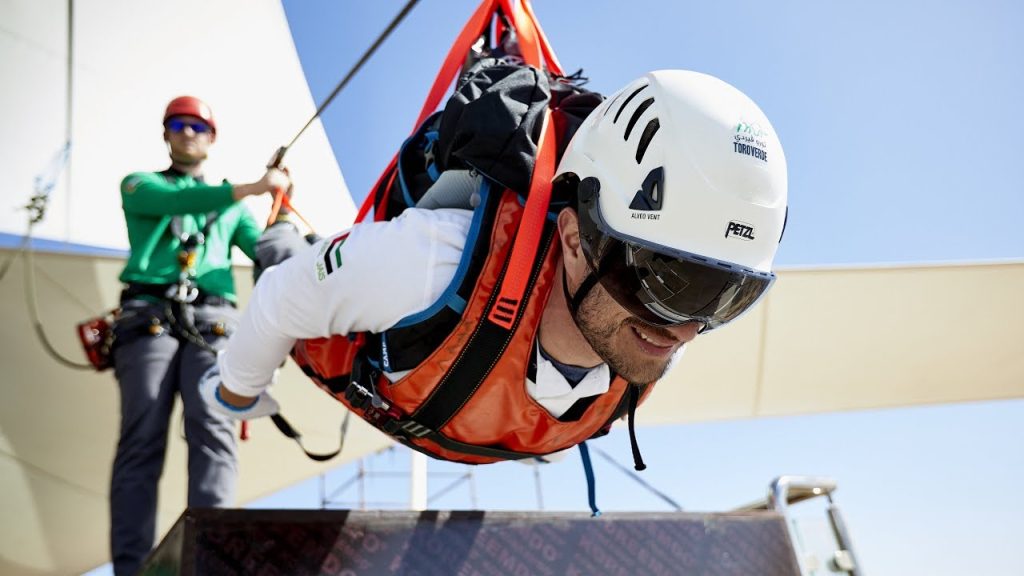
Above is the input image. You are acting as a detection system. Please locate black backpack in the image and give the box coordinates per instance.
[360,56,603,373]
[371,56,603,221]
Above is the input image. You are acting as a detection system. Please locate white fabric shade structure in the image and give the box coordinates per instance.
[0,253,391,576]
[1,0,354,251]
[2,252,1020,575]
[1,0,362,573]
[645,260,1024,424]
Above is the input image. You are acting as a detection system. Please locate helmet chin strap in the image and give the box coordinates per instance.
[562,266,601,320]
[562,262,649,473]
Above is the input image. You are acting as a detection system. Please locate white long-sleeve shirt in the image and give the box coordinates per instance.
[218,207,615,419]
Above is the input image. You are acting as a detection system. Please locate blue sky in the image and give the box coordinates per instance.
[250,2,1021,575]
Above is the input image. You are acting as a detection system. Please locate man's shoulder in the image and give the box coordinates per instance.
[343,207,473,255]
[359,207,474,235]
[307,207,473,287]
[120,171,164,193]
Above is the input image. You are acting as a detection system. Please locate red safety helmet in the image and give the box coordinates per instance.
[163,96,216,133]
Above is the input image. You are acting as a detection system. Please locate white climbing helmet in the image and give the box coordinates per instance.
[555,70,788,330]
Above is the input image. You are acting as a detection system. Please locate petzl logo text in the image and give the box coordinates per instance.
[725,221,756,240]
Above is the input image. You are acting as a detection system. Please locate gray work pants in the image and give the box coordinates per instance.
[109,299,239,576]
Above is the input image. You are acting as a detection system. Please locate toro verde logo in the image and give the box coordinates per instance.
[735,121,770,139]
[733,121,770,162]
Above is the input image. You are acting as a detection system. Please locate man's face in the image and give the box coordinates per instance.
[573,278,701,383]
[556,205,702,383]
[163,115,214,163]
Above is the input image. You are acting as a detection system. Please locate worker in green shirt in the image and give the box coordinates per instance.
[109,95,291,576]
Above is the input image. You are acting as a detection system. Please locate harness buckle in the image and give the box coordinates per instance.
[166,280,199,303]
[343,381,374,410]
[347,352,432,439]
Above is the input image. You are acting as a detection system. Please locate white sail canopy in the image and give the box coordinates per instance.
[645,260,1024,425]
[1,1,358,573]
[3,252,1020,574]
[1,0,354,249]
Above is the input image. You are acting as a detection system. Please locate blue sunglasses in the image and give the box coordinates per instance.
[166,118,212,134]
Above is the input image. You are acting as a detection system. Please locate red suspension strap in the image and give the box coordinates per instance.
[355,0,566,328]
[355,0,562,224]
[518,0,563,75]
[357,0,501,223]
[487,110,556,329]
[499,0,541,69]
[489,0,562,327]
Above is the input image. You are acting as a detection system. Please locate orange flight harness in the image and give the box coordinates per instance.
[289,0,655,465]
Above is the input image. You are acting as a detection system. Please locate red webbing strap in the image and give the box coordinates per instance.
[519,0,564,75]
[495,0,562,74]
[499,0,541,68]
[355,155,397,223]
[414,0,501,128]
[487,111,556,329]
[279,195,317,234]
[494,13,506,49]
[355,0,565,224]
[355,0,501,223]
[267,187,285,225]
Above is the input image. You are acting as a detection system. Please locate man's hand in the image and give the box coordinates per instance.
[261,167,292,195]
[232,168,292,201]
[199,365,280,420]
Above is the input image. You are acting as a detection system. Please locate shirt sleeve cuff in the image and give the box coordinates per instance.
[217,349,276,397]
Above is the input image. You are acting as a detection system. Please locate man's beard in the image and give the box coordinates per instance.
[169,150,205,165]
[167,141,207,165]
[573,285,676,384]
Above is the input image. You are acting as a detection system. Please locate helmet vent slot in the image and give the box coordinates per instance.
[635,118,660,164]
[604,90,626,117]
[624,98,655,141]
[613,84,649,123]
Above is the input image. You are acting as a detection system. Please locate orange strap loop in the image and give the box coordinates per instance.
[267,187,317,235]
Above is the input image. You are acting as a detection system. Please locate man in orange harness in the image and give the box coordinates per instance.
[200,70,788,468]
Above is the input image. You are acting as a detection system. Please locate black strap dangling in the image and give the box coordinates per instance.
[562,267,600,318]
[627,384,647,471]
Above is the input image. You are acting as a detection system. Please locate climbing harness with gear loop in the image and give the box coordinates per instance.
[167,211,215,305]
[159,208,229,353]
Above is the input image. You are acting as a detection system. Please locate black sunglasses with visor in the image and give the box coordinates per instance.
[575,176,775,332]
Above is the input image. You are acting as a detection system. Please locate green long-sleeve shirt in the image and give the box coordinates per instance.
[119,169,260,301]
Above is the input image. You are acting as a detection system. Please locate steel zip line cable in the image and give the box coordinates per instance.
[259,1,422,456]
[281,0,422,157]
[64,0,73,239]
